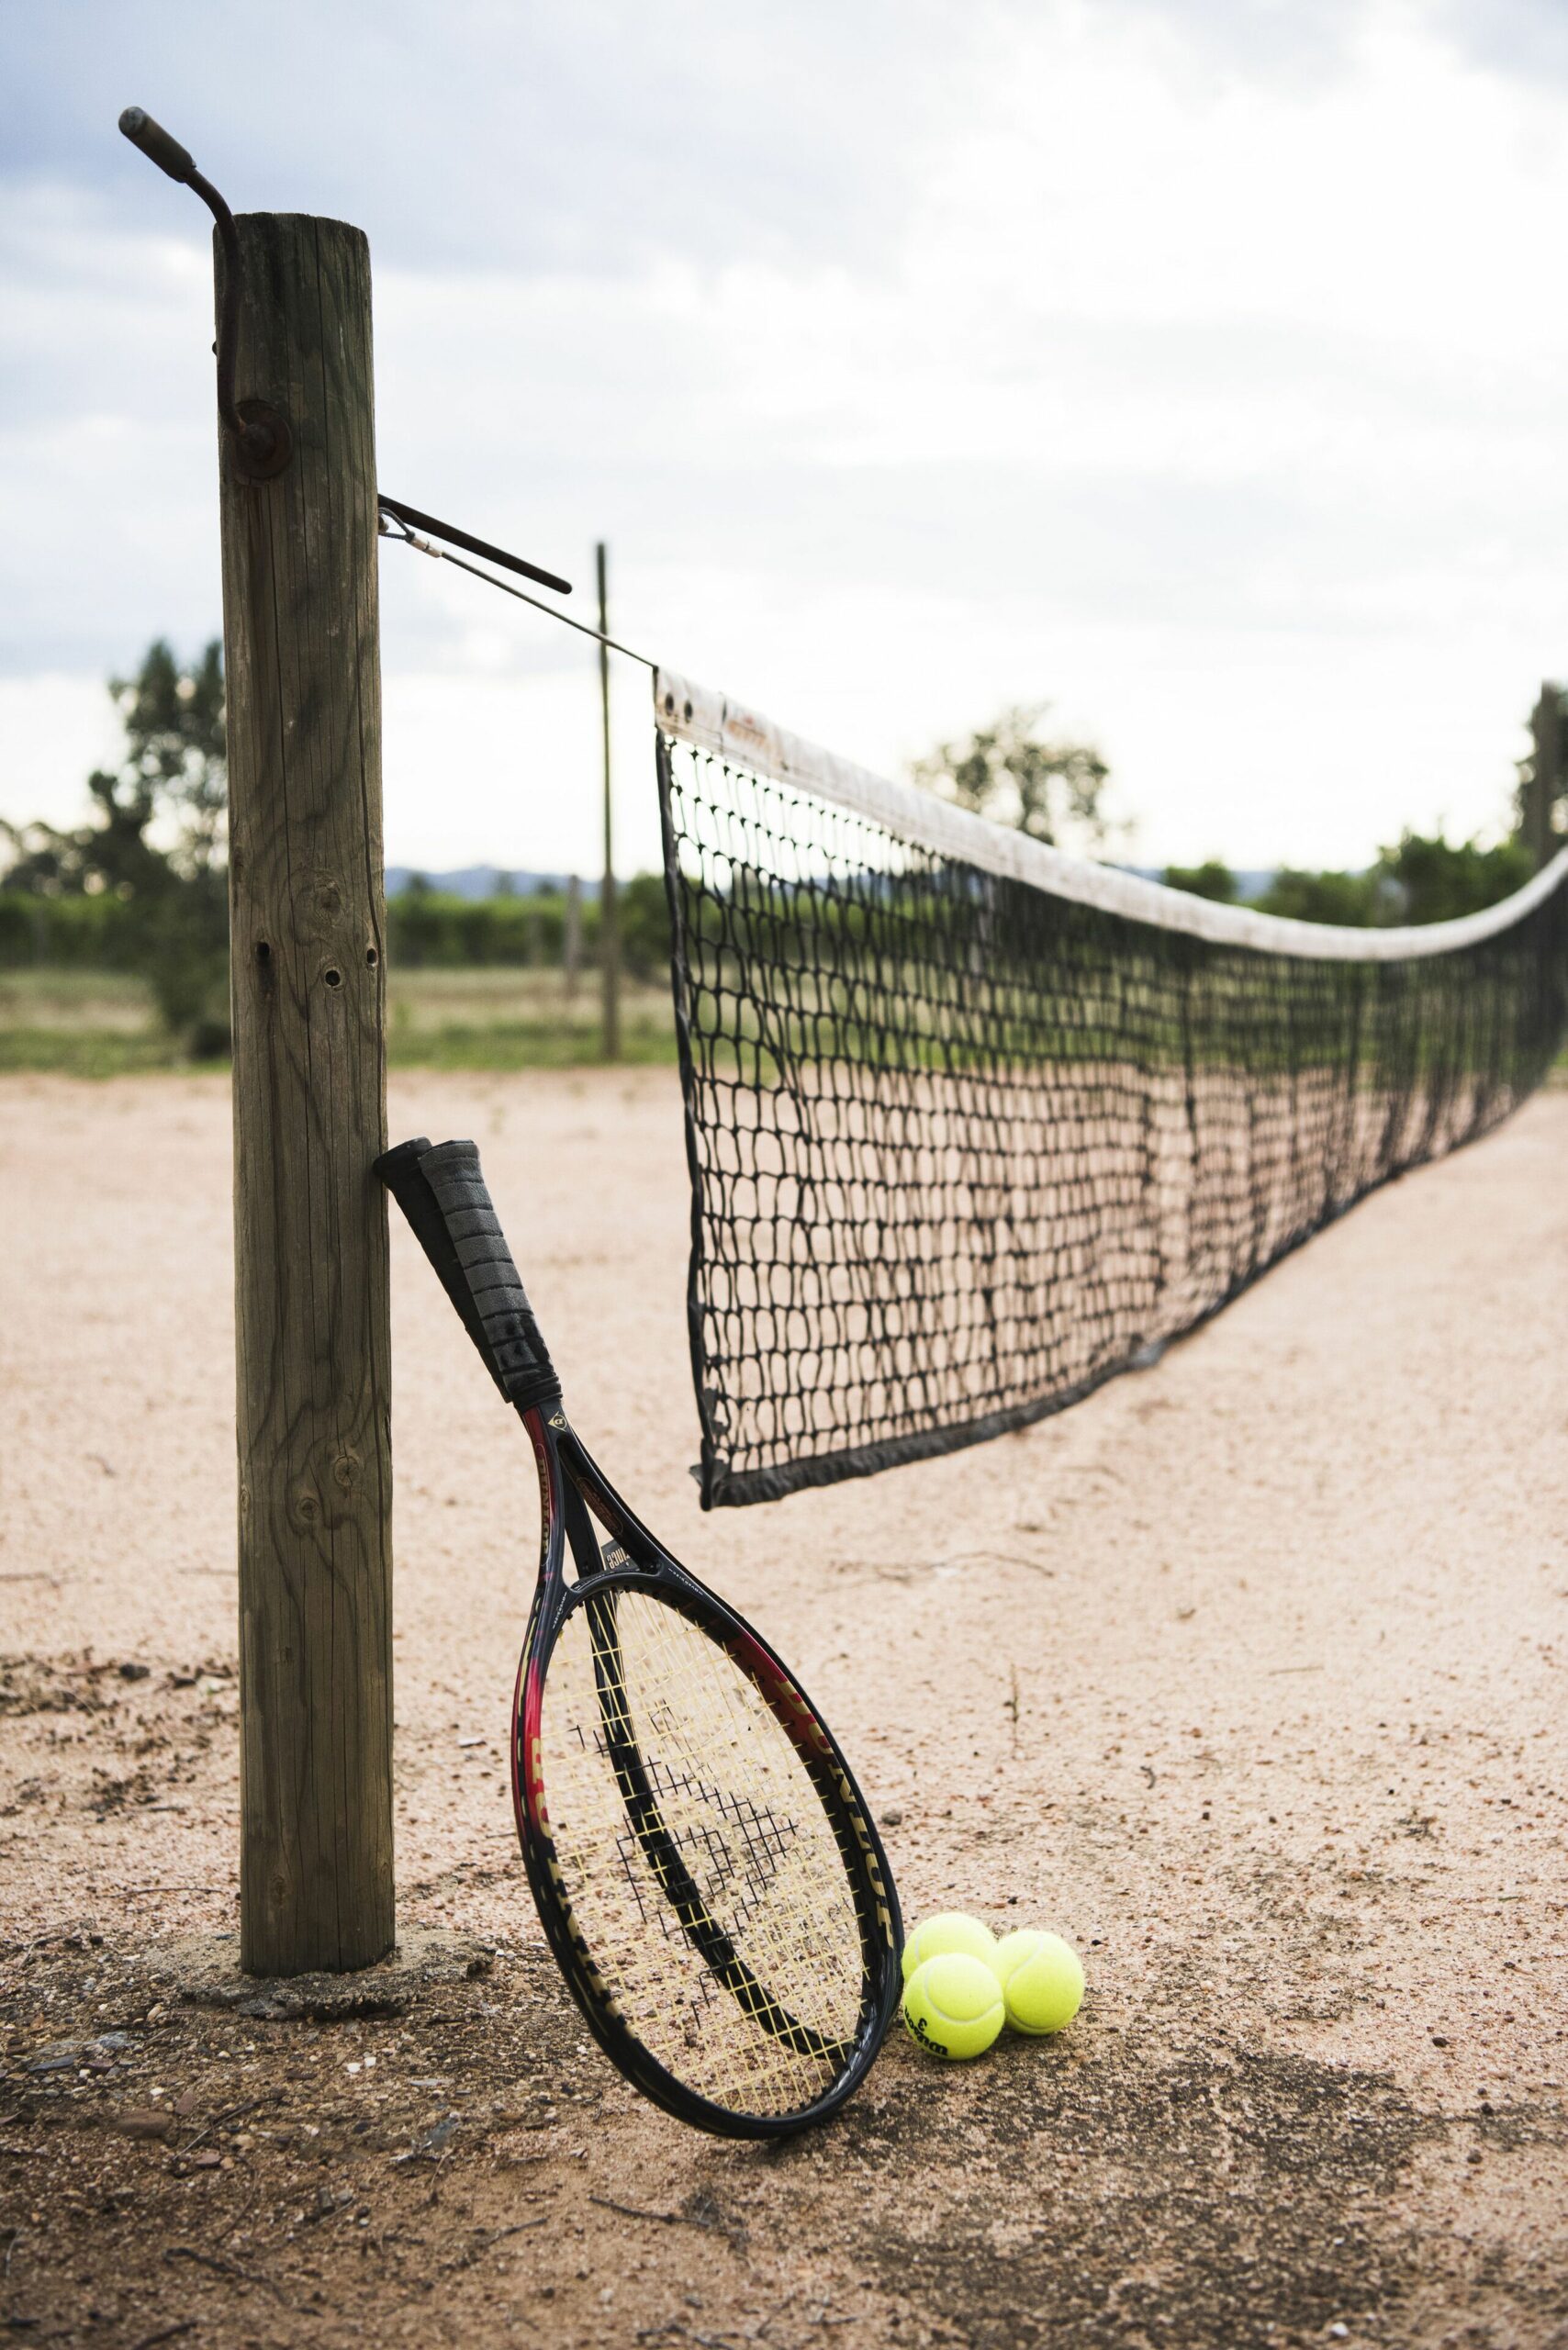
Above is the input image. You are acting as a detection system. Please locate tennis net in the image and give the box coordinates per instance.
[655,673,1568,1508]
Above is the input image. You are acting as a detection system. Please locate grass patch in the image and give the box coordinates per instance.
[0,968,154,1033]
[386,968,675,1067]
[0,1028,196,1078]
[386,1018,678,1071]
[0,965,678,1075]
[4,961,1564,1083]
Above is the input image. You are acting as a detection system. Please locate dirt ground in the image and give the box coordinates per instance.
[2,1069,1566,2350]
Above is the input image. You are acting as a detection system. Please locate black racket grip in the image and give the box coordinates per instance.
[376,1136,561,1413]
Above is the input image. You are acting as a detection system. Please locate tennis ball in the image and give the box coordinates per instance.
[993,1927,1047,1985]
[1000,1931,1084,2035]
[900,1912,1000,1984]
[902,1953,1005,2061]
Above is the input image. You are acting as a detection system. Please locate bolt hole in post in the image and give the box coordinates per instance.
[364,946,379,968]
[324,968,343,990]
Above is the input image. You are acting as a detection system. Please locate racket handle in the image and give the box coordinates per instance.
[376,1137,562,1413]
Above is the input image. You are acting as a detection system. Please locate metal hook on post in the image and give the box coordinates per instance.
[118,106,293,482]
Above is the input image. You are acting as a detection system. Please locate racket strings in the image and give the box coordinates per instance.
[540,1591,867,2116]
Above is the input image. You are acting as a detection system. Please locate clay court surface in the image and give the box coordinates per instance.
[2,1069,1566,2349]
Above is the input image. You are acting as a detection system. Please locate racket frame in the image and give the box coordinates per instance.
[510,1403,901,2138]
[377,1132,902,2136]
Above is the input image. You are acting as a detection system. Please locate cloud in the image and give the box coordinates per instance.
[4,0,958,276]
[4,0,1567,876]
[1434,0,1568,81]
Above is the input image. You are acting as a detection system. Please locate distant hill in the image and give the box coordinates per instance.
[386,862,1285,905]
[1132,867,1277,900]
[385,867,600,901]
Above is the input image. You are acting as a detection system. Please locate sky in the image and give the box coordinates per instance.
[5,0,1568,880]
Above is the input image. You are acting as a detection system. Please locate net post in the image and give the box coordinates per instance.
[218,211,396,1975]
[598,541,621,1060]
[1528,683,1562,869]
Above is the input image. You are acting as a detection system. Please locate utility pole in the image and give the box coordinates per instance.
[564,872,582,1002]
[120,110,397,1977]
[598,543,621,1061]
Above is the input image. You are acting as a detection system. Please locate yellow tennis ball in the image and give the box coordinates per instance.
[1001,1931,1084,2035]
[902,1953,1005,2061]
[993,1928,1047,1984]
[900,1912,1000,1984]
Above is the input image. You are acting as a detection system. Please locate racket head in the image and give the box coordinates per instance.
[511,1416,902,2139]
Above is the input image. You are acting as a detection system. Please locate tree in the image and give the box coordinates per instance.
[1372,830,1531,925]
[1516,683,1566,863]
[911,705,1114,851]
[1249,833,1530,930]
[0,640,230,1051]
[2,639,226,899]
[109,636,227,877]
[1163,859,1238,904]
[1253,867,1376,926]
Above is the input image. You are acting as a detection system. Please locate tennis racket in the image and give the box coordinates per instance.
[377,1136,902,2138]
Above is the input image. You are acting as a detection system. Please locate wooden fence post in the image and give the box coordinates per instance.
[218,212,395,1977]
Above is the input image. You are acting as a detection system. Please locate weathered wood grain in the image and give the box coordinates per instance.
[218,213,394,1975]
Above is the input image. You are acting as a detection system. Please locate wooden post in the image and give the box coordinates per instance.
[1528,683,1561,869]
[598,543,621,1061]
[218,213,395,1977]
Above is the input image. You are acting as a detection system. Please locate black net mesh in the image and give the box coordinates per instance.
[657,729,1568,1509]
